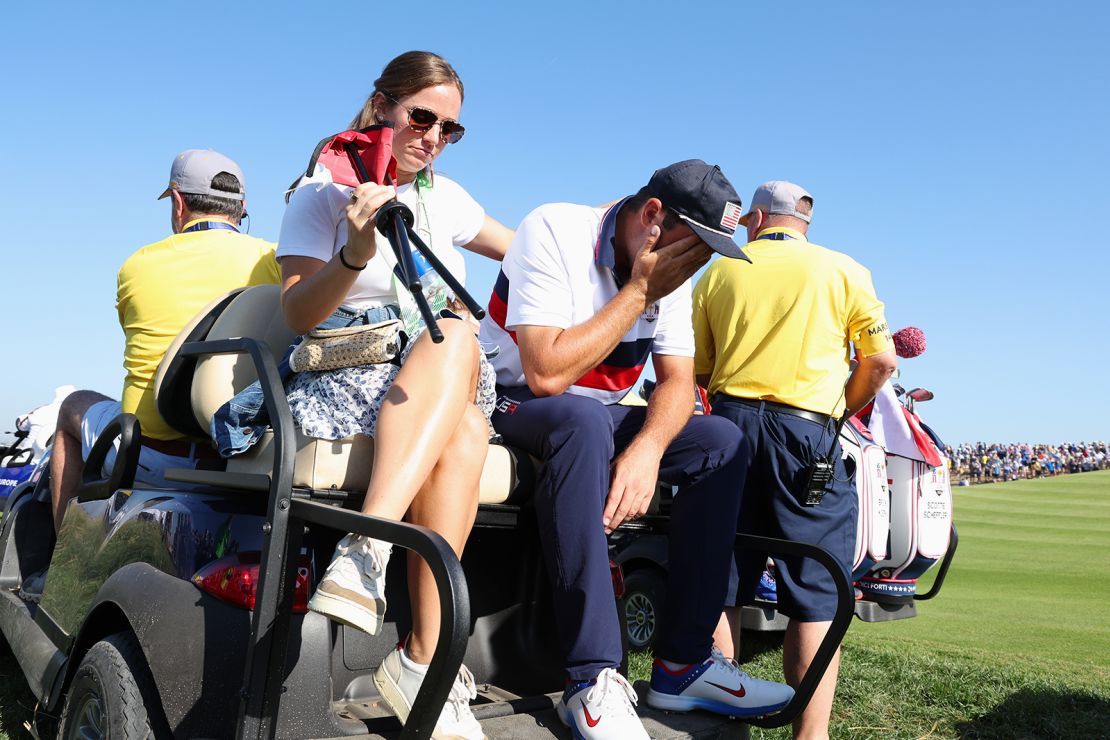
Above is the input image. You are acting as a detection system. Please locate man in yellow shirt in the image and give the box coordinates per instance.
[692,181,896,739]
[47,150,280,534]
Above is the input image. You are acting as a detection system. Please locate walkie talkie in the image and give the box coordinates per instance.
[803,458,835,506]
[802,410,851,506]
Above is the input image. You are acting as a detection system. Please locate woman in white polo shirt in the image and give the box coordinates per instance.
[276,51,512,739]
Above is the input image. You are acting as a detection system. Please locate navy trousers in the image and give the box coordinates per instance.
[713,397,857,622]
[491,387,747,681]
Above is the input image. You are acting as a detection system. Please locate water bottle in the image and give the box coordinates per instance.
[396,245,451,336]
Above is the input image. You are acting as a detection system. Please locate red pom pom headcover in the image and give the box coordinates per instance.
[893,326,926,358]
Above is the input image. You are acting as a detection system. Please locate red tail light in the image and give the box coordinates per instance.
[192,552,313,613]
[609,558,626,600]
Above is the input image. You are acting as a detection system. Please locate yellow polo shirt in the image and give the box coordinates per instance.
[117,221,281,440]
[693,227,892,416]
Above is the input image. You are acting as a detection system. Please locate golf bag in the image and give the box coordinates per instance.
[856,382,953,600]
[0,431,36,504]
[0,385,74,506]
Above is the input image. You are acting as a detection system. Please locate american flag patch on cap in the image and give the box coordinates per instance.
[720,202,742,231]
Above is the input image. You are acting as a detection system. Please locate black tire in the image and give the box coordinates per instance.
[621,568,666,651]
[60,632,157,740]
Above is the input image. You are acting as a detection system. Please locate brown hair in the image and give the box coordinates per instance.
[181,171,244,222]
[627,186,684,230]
[349,51,465,130]
[795,196,814,218]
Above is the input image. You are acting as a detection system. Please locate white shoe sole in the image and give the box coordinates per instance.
[373,663,413,724]
[645,687,790,718]
[307,589,384,636]
[373,663,487,740]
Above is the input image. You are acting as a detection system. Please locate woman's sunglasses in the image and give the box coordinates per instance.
[383,92,466,144]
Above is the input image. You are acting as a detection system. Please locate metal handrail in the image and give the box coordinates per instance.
[736,534,853,729]
[635,517,854,730]
[914,524,959,601]
[290,500,469,740]
[76,413,140,503]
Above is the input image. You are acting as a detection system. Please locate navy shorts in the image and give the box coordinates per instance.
[713,397,857,622]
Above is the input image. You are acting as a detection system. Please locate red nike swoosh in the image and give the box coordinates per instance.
[583,707,602,727]
[707,680,746,698]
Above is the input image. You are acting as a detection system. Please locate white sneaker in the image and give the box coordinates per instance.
[556,667,649,740]
[645,647,794,718]
[307,533,392,635]
[373,643,485,740]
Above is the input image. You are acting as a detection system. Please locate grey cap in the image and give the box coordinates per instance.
[738,180,812,225]
[157,149,246,201]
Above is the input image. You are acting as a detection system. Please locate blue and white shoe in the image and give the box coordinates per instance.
[755,569,778,602]
[556,667,649,740]
[645,648,794,718]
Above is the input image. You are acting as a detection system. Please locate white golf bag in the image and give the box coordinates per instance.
[856,382,954,601]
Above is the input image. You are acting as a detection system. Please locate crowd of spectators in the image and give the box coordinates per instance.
[950,442,1109,484]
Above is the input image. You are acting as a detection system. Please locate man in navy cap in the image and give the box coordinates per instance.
[479,161,794,739]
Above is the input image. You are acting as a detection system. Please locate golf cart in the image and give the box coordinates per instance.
[0,130,854,738]
[0,279,856,738]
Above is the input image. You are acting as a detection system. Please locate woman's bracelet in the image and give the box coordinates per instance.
[338,244,366,271]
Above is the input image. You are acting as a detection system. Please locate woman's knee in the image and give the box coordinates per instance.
[425,320,479,361]
[447,405,491,457]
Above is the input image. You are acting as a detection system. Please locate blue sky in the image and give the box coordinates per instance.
[1,1,1106,445]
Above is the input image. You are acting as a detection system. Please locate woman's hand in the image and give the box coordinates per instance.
[345,183,396,265]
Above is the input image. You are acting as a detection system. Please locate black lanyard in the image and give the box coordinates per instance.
[182,221,239,234]
[756,231,798,241]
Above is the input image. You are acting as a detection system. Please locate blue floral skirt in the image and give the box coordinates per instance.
[285,327,496,441]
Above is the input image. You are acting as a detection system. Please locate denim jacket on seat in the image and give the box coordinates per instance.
[209,304,402,457]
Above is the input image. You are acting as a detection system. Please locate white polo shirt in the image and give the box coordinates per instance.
[480,199,694,405]
[277,170,484,310]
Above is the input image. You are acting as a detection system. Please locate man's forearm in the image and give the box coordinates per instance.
[634,375,694,456]
[522,283,650,396]
[844,350,897,416]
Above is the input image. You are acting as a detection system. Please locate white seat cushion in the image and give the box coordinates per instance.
[227,430,526,504]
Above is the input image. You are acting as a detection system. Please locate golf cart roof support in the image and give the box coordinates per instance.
[177,337,470,740]
[176,337,296,739]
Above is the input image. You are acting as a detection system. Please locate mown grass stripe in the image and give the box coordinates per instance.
[635,470,1110,738]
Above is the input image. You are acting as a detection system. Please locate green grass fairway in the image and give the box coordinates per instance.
[632,470,1110,738]
[852,469,1110,680]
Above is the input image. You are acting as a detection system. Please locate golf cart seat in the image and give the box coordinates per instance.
[153,284,533,503]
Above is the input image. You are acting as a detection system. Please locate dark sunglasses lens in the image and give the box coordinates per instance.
[407,107,439,130]
[441,122,465,144]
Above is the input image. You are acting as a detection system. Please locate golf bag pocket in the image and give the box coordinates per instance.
[840,425,891,580]
[858,454,952,600]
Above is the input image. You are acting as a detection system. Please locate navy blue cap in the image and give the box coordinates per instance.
[644,160,748,261]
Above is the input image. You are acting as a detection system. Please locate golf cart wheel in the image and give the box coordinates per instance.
[60,632,156,740]
[622,568,666,651]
